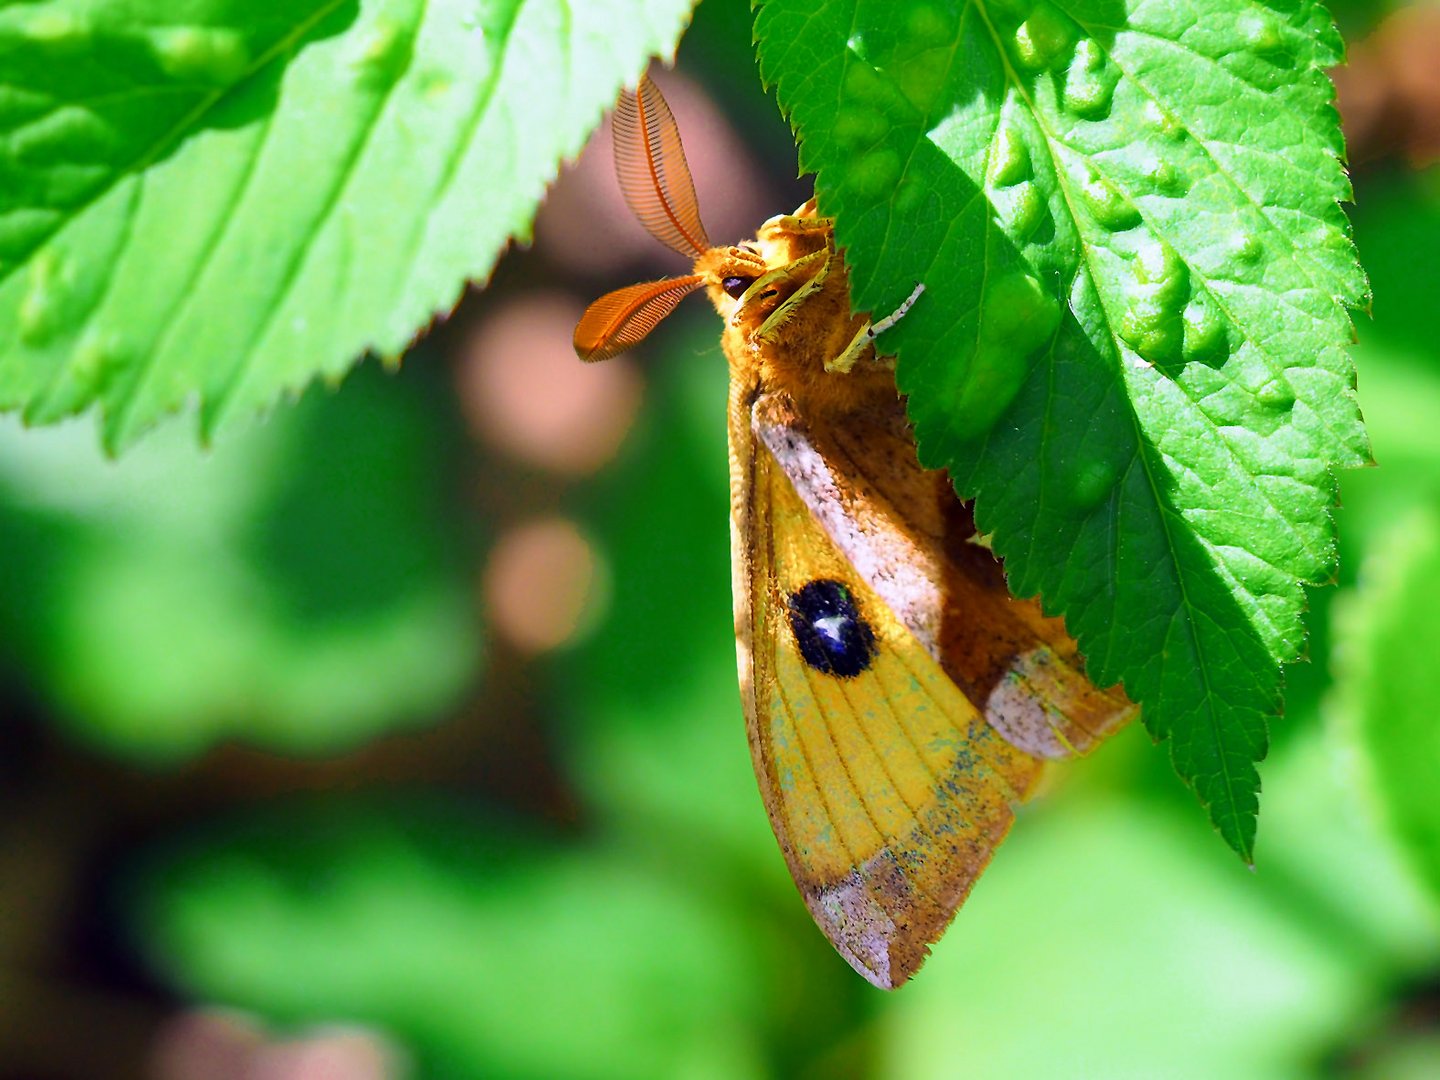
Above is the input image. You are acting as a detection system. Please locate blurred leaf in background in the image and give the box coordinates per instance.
[1332,170,1440,921]
[130,797,771,1080]
[882,722,1439,1079]
[0,358,479,761]
[1337,501,1440,916]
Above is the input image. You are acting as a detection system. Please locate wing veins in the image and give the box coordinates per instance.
[771,660,868,875]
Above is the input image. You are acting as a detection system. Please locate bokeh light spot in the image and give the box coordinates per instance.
[460,294,644,476]
[483,517,609,654]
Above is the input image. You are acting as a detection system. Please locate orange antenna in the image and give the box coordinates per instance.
[574,275,705,361]
[574,74,714,361]
[613,73,711,258]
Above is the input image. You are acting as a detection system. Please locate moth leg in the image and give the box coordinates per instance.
[743,247,835,342]
[765,212,834,236]
[825,282,926,374]
[758,196,832,235]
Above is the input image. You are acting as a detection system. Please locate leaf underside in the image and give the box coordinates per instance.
[755,0,1369,859]
[0,0,695,451]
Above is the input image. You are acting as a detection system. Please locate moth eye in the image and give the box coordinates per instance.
[722,275,754,299]
[787,579,877,678]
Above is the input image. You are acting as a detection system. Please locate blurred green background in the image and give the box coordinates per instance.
[6,2,1440,1077]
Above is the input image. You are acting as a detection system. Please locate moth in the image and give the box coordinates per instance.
[574,74,1134,988]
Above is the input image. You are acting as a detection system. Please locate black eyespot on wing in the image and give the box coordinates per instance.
[722,275,753,299]
[787,579,877,678]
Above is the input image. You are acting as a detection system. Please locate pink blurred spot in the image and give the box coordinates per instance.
[250,1026,401,1080]
[150,1009,266,1080]
[483,517,607,654]
[150,1010,401,1080]
[1336,6,1440,165]
[460,294,643,476]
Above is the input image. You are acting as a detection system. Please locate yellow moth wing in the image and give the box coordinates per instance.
[732,389,1045,989]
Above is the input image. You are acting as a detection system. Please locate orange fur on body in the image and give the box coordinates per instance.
[699,202,895,421]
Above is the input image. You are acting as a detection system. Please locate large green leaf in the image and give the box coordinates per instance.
[0,0,695,451]
[754,0,1368,858]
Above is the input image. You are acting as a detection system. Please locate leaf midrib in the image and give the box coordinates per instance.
[970,0,1254,857]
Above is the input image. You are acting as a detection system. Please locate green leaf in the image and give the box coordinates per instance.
[0,0,695,451]
[881,789,1387,1078]
[754,0,1368,858]
[128,798,769,1079]
[1336,501,1440,910]
[0,362,478,761]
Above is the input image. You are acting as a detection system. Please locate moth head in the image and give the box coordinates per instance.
[570,72,816,364]
[693,245,773,321]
